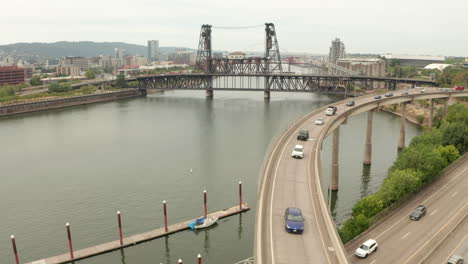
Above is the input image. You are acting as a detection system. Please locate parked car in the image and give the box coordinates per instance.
[325,106,337,116]
[385,92,393,97]
[448,255,464,264]
[355,239,378,258]
[315,118,324,125]
[453,86,465,91]
[374,95,382,99]
[346,100,355,107]
[297,130,309,141]
[410,205,427,220]
[284,207,304,234]
[291,144,304,159]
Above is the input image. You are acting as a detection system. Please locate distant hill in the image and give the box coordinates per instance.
[0,41,192,60]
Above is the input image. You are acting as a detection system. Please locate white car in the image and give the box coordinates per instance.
[291,144,304,159]
[315,118,324,125]
[325,106,337,116]
[355,239,378,258]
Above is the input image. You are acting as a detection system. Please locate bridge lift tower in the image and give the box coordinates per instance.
[195,23,282,100]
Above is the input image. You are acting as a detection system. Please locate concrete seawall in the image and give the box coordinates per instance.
[0,89,146,117]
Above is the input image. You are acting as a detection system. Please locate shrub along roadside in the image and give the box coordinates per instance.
[339,104,466,243]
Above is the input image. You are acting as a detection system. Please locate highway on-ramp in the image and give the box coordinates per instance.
[254,88,468,264]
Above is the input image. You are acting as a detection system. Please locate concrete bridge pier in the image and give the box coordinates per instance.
[264,90,270,101]
[398,103,407,151]
[206,89,213,98]
[363,110,374,165]
[330,127,340,191]
[428,99,434,128]
[443,97,449,117]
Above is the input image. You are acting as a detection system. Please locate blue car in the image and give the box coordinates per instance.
[284,207,304,234]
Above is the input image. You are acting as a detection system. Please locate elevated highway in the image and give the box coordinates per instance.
[254,88,468,264]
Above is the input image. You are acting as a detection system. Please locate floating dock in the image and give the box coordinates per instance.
[26,203,250,264]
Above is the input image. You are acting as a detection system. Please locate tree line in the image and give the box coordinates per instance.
[339,103,467,243]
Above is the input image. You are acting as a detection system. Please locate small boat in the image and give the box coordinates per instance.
[187,216,218,230]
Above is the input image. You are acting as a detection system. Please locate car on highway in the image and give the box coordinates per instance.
[291,144,304,159]
[284,207,304,234]
[315,118,324,125]
[374,95,382,99]
[346,100,355,107]
[385,92,393,97]
[453,86,465,91]
[355,239,378,258]
[410,205,427,220]
[447,255,464,264]
[325,106,337,116]
[420,89,427,93]
[297,129,309,141]
[402,90,409,95]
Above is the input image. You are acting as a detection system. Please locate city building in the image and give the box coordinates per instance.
[423,63,453,71]
[381,54,445,68]
[0,66,25,85]
[114,48,126,66]
[1,55,18,66]
[336,58,386,77]
[464,58,468,68]
[148,40,159,62]
[329,38,346,64]
[228,52,246,60]
[62,57,90,70]
[56,65,81,76]
[167,51,196,64]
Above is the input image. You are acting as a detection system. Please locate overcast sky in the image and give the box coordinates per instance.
[2,0,467,56]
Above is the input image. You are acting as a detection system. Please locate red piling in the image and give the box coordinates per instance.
[163,200,168,232]
[117,211,123,245]
[203,190,207,218]
[11,235,19,264]
[66,222,74,259]
[198,253,202,264]
[239,181,243,210]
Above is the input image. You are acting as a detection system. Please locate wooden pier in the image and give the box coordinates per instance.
[26,203,250,264]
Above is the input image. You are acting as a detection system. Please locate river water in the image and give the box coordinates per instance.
[0,91,420,263]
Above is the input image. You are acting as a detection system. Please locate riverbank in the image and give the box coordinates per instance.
[0,89,146,116]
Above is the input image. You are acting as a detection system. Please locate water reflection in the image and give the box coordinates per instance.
[361,165,371,198]
[119,248,126,264]
[238,213,243,240]
[329,191,338,220]
[164,236,171,263]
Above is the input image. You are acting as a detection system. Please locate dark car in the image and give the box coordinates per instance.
[297,130,309,141]
[346,100,355,107]
[410,205,427,220]
[385,92,393,97]
[284,207,304,234]
[374,95,382,99]
[447,255,464,264]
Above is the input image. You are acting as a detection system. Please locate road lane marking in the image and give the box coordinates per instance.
[375,166,468,240]
[402,203,467,264]
[443,233,468,263]
[370,260,376,264]
[402,232,411,239]
[430,209,438,216]
[452,192,458,197]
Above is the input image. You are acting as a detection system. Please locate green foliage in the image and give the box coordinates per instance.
[0,86,16,98]
[30,76,42,86]
[416,115,425,125]
[115,74,127,88]
[48,82,72,93]
[437,67,468,87]
[339,104,468,243]
[85,70,96,79]
[127,81,139,88]
[440,121,468,153]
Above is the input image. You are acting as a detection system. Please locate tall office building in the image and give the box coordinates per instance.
[148,40,159,62]
[329,38,346,64]
[114,48,126,66]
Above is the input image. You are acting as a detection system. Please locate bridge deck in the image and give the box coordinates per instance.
[26,204,250,264]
